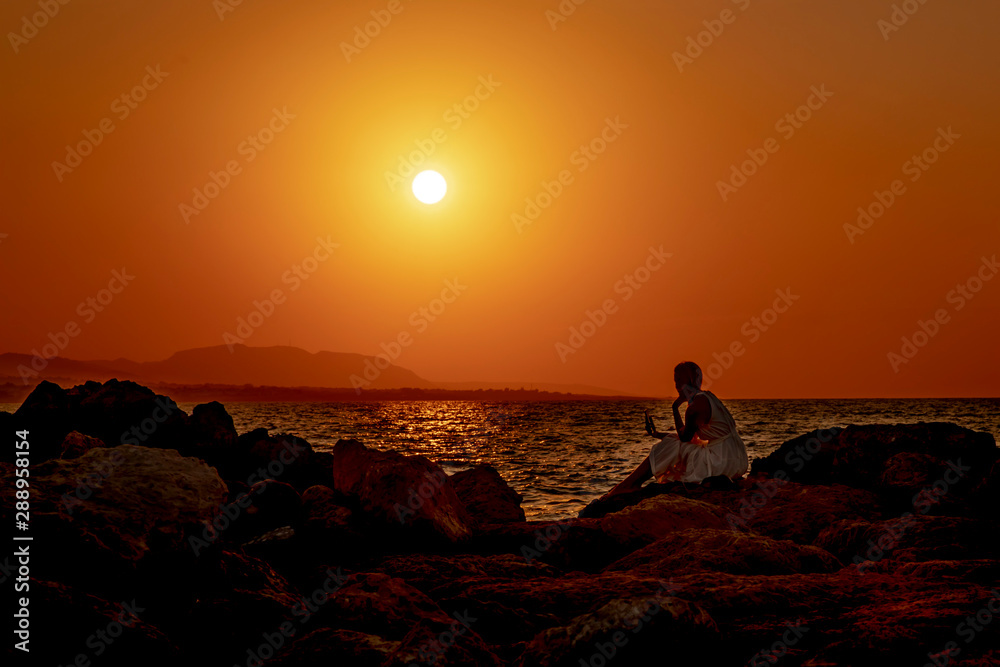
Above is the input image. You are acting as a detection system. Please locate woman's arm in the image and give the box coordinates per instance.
[674,394,710,442]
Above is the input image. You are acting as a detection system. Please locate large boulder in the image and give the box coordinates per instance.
[10,380,73,461]
[188,401,238,454]
[227,429,316,490]
[331,439,474,544]
[20,445,227,586]
[10,379,192,462]
[752,423,998,499]
[449,464,525,524]
[603,528,842,576]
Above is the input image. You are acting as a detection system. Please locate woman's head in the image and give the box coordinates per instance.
[674,361,703,395]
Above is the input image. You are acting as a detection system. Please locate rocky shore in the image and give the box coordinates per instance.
[3,379,999,666]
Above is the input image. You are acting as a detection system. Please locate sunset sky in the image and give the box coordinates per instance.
[3,0,999,398]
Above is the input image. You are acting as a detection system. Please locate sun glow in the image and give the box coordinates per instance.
[412,170,447,204]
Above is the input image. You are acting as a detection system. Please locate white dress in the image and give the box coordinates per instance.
[647,390,749,483]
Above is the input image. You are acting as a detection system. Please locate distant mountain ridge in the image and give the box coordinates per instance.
[0,345,634,397]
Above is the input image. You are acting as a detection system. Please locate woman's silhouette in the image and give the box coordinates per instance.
[603,361,748,498]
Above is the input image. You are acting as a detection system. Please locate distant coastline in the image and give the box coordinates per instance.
[0,381,656,404]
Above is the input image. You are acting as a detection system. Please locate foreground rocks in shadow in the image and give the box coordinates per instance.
[11,379,190,463]
[5,379,999,666]
[814,515,999,567]
[450,464,526,524]
[331,438,474,545]
[515,595,720,667]
[20,445,226,587]
[752,423,998,503]
[603,528,842,576]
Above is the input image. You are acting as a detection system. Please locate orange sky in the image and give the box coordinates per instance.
[3,0,999,398]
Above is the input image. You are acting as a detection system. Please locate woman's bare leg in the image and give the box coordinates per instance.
[604,456,653,498]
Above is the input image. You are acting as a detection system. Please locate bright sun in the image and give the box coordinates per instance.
[412,170,447,204]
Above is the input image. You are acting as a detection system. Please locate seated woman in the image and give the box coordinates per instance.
[604,361,748,498]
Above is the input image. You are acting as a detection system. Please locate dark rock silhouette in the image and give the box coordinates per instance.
[4,379,999,666]
[450,464,526,524]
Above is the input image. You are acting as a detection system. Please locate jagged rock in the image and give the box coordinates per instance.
[19,445,227,586]
[60,430,106,459]
[231,479,302,538]
[603,528,842,576]
[331,439,474,544]
[752,423,998,498]
[10,379,191,463]
[28,579,179,666]
[515,594,720,666]
[374,554,561,592]
[383,618,503,667]
[596,494,738,546]
[271,628,400,667]
[727,480,883,544]
[11,380,73,461]
[450,464,525,524]
[813,515,998,567]
[309,570,499,666]
[189,401,237,451]
[472,518,623,572]
[301,485,354,531]
[180,549,302,664]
